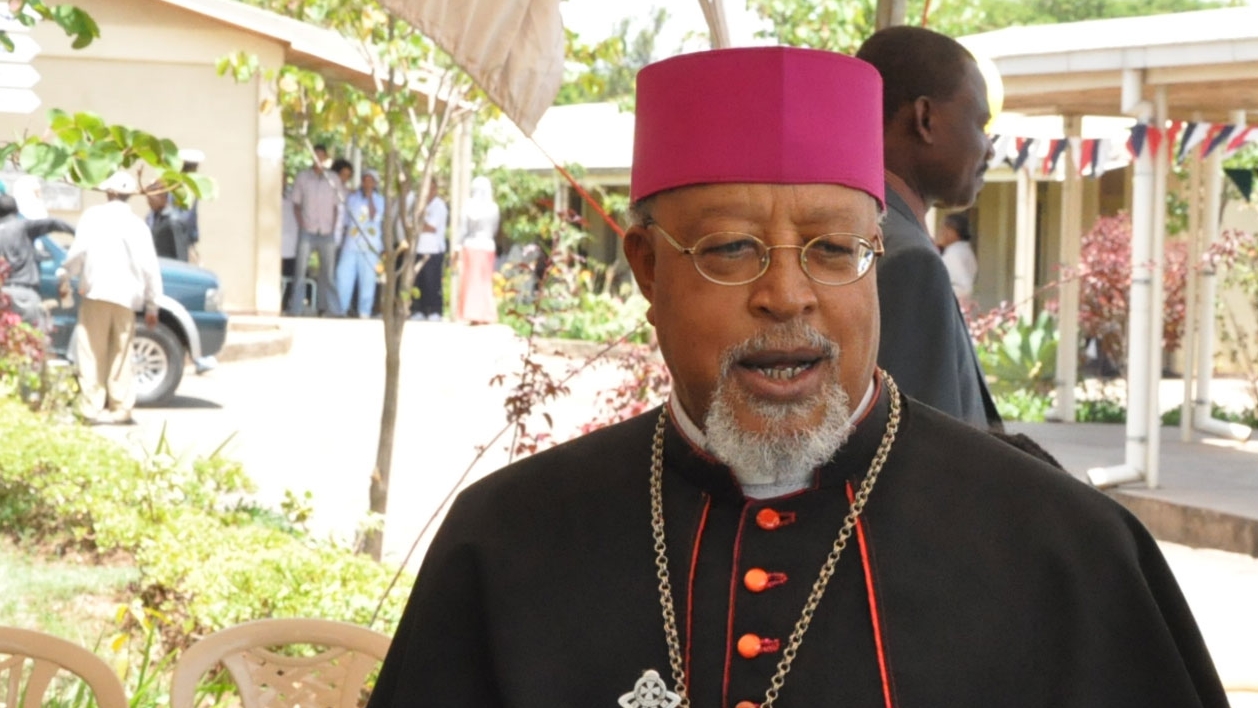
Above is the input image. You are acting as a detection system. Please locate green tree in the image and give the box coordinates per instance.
[558,8,671,106]
[747,0,1238,50]
[222,0,477,560]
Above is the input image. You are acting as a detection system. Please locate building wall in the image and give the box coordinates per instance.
[1,0,287,312]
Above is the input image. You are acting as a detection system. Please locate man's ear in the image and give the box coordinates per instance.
[912,96,935,145]
[623,225,658,325]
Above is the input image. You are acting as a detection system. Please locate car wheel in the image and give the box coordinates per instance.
[132,322,185,405]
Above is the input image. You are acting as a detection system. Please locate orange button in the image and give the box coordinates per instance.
[744,568,769,593]
[735,702,760,708]
[755,508,781,530]
[737,633,763,659]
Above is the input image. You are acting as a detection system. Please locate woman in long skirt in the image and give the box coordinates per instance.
[457,176,500,324]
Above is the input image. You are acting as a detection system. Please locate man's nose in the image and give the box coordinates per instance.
[748,246,818,320]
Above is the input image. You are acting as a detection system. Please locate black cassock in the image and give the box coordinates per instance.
[370,383,1228,708]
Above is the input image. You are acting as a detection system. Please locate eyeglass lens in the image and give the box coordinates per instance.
[691,232,875,285]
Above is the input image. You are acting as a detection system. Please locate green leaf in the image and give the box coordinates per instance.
[19,141,72,179]
[74,111,108,141]
[186,172,217,201]
[0,33,15,53]
[73,153,118,186]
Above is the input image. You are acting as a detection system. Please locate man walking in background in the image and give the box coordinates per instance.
[57,171,162,424]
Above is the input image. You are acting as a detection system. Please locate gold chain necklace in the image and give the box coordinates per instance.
[648,373,901,708]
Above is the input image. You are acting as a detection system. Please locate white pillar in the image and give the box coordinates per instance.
[1193,109,1254,441]
[1089,71,1152,488]
[1180,113,1203,442]
[1144,87,1170,489]
[1014,168,1037,323]
[1052,115,1084,422]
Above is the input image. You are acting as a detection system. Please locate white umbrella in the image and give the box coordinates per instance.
[377,0,565,135]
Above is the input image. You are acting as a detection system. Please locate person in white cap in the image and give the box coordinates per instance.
[57,171,162,424]
[368,47,1226,708]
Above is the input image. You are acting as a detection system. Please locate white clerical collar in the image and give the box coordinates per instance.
[666,377,878,459]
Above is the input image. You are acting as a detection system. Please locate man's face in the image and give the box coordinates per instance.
[624,183,881,437]
[313,148,328,172]
[929,60,993,209]
[146,191,167,212]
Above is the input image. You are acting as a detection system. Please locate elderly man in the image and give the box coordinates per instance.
[857,27,1001,430]
[59,171,161,424]
[368,48,1226,708]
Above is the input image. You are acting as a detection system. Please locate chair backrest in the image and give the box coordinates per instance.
[170,619,391,708]
[0,626,129,708]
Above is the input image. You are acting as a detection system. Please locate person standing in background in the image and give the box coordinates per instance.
[336,168,385,318]
[287,145,344,317]
[145,183,190,261]
[456,176,499,324]
[857,26,1001,430]
[57,171,161,424]
[410,179,447,322]
[937,212,978,308]
[0,194,75,331]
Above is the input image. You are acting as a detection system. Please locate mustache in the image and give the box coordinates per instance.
[719,321,839,376]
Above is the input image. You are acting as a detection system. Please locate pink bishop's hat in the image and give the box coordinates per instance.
[631,46,884,209]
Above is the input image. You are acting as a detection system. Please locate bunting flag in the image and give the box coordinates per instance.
[1178,122,1211,162]
[1042,138,1068,174]
[1147,126,1163,162]
[1068,136,1083,173]
[1224,126,1257,158]
[989,134,1017,170]
[1093,138,1117,178]
[1201,124,1234,159]
[1012,137,1036,171]
[1079,138,1097,176]
[1225,168,1255,201]
[988,121,1253,174]
[1164,120,1183,161]
[1127,124,1148,160]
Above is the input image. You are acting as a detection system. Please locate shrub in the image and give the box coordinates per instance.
[0,400,411,645]
[1077,213,1190,369]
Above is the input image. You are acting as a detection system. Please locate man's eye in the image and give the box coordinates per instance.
[701,237,760,258]
[809,239,856,258]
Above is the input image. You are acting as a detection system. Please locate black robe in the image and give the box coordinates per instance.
[370,384,1227,707]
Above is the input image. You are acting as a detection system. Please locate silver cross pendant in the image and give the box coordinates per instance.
[618,669,681,708]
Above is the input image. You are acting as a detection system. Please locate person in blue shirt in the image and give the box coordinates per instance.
[336,168,385,317]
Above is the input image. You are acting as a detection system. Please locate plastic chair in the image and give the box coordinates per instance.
[0,626,128,708]
[170,619,391,708]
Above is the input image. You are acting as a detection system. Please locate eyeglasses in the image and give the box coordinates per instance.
[650,223,883,286]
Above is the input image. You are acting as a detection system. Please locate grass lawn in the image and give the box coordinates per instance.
[0,542,138,646]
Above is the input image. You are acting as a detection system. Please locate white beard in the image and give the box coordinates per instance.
[703,322,853,489]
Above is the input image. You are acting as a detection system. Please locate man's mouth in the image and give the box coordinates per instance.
[738,350,826,381]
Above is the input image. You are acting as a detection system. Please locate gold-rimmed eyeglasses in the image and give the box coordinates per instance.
[649,223,883,286]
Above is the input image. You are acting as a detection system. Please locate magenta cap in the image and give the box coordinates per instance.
[631,46,884,209]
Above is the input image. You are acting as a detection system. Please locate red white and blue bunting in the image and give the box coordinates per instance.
[990,120,1258,179]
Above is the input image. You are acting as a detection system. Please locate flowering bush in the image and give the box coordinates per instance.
[0,259,49,400]
[1076,213,1190,369]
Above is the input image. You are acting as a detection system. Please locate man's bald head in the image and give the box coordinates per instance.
[857,26,992,210]
[856,26,975,129]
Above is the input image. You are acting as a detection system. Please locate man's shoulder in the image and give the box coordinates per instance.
[454,411,659,512]
[892,399,1129,523]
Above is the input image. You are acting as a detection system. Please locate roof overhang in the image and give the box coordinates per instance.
[961,7,1258,121]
